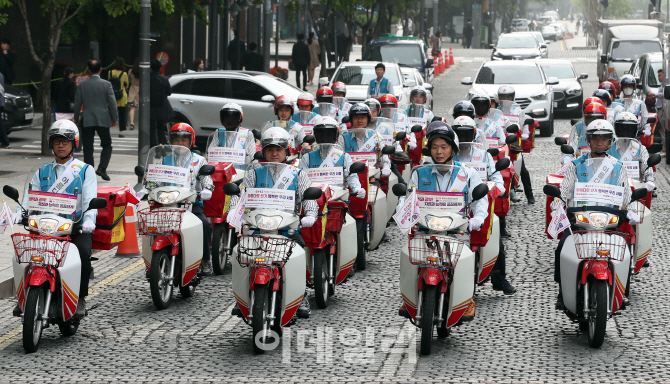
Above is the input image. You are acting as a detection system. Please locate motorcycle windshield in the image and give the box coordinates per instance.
[206,130,248,170]
[246,162,298,214]
[375,117,396,147]
[380,107,399,121]
[571,157,625,208]
[303,144,346,188]
[315,103,337,118]
[262,120,291,131]
[409,164,466,213]
[457,143,489,181]
[23,163,85,222]
[298,111,315,125]
[340,128,380,169]
[611,138,641,180]
[406,104,425,118]
[333,97,345,109]
[143,145,192,189]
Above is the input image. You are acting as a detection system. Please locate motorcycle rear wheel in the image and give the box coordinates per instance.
[587,280,608,348]
[150,249,174,310]
[252,283,271,354]
[23,286,46,353]
[314,248,330,309]
[420,285,437,355]
[211,223,230,275]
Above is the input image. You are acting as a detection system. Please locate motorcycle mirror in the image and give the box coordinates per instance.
[471,183,489,201]
[631,187,648,202]
[134,165,145,177]
[422,147,431,157]
[495,157,510,172]
[254,151,265,161]
[341,115,351,124]
[395,131,407,141]
[87,197,108,210]
[570,118,580,126]
[411,124,423,133]
[506,124,519,134]
[349,162,366,174]
[554,137,567,145]
[648,143,663,154]
[381,145,396,155]
[251,129,261,141]
[223,183,241,196]
[505,135,518,145]
[543,184,561,199]
[303,186,323,200]
[199,164,216,176]
[303,135,316,144]
[392,183,407,197]
[647,153,661,168]
[524,118,535,126]
[2,185,19,202]
[487,148,499,157]
[560,144,575,155]
[647,116,657,124]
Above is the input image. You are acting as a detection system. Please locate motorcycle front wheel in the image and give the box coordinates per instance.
[23,286,46,353]
[211,223,230,275]
[150,249,174,310]
[356,218,366,271]
[420,285,437,355]
[313,248,330,309]
[252,283,271,354]
[587,280,608,348]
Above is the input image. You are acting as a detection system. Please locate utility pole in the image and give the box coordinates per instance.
[138,0,151,183]
[419,0,425,40]
[209,0,218,70]
[433,0,438,37]
[275,2,280,68]
[264,0,272,72]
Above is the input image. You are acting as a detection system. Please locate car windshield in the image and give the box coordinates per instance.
[512,20,527,26]
[649,61,663,87]
[365,44,424,67]
[496,36,537,49]
[539,63,575,79]
[611,41,662,62]
[332,65,401,86]
[476,65,544,84]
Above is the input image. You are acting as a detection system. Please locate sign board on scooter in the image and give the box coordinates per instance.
[463,162,487,180]
[416,191,465,213]
[146,164,190,186]
[623,161,640,180]
[348,152,378,170]
[27,191,78,215]
[208,147,246,165]
[306,168,344,185]
[245,188,296,211]
[574,182,625,207]
[407,117,427,132]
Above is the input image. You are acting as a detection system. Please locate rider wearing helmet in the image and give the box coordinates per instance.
[364,98,382,119]
[292,92,319,125]
[332,81,352,116]
[229,126,319,318]
[407,87,435,121]
[453,116,516,295]
[14,120,98,318]
[273,95,297,128]
[488,93,505,125]
[340,103,392,176]
[471,93,506,146]
[608,112,655,191]
[554,119,636,310]
[213,103,256,168]
[599,81,617,99]
[313,86,342,122]
[566,101,607,158]
[617,74,650,135]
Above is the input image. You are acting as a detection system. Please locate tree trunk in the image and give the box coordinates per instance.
[40,63,54,155]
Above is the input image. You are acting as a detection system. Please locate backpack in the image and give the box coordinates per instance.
[150,75,165,107]
[108,70,124,100]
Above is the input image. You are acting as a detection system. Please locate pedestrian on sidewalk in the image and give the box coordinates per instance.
[149,59,173,148]
[463,19,474,49]
[55,67,76,122]
[307,33,320,85]
[192,58,205,72]
[127,58,140,130]
[0,39,15,85]
[73,59,118,181]
[243,43,264,72]
[108,58,129,138]
[0,72,9,149]
[291,33,311,91]
[431,31,442,58]
[227,30,246,70]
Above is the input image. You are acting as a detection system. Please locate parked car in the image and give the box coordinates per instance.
[511,19,530,32]
[461,60,559,137]
[319,61,414,110]
[530,31,550,57]
[542,25,560,41]
[491,33,546,60]
[363,36,434,82]
[2,84,34,134]
[628,52,664,102]
[539,15,556,26]
[537,59,588,118]
[167,71,303,147]
[550,23,565,40]
[401,67,434,110]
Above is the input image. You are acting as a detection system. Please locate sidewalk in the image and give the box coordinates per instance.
[0,151,141,298]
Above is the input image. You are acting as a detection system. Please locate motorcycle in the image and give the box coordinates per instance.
[544,177,648,348]
[3,170,107,353]
[393,165,490,355]
[224,163,323,354]
[134,145,215,309]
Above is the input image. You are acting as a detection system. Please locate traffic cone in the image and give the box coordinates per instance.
[116,204,141,257]
[434,54,440,76]
[444,49,450,69]
[440,51,446,71]
[449,47,455,65]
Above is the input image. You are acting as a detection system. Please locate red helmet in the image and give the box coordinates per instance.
[169,122,196,148]
[274,95,294,116]
[599,81,617,97]
[331,82,347,95]
[316,86,334,103]
[583,97,604,110]
[583,102,607,119]
[379,94,398,108]
[297,92,315,109]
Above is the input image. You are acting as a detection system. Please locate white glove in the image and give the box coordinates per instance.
[408,141,417,149]
[81,221,96,234]
[301,216,316,228]
[559,154,573,166]
[627,211,640,225]
[13,213,22,224]
[644,181,655,191]
[643,129,651,137]
[137,188,149,200]
[469,218,484,232]
[521,134,529,140]
[354,187,366,199]
[550,199,564,211]
[200,189,213,201]
[381,167,392,177]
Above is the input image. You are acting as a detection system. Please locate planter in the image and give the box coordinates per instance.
[288,62,296,70]
[280,72,288,80]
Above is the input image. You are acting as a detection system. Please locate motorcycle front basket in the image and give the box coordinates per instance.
[12,233,70,268]
[572,230,626,262]
[367,184,379,205]
[137,208,186,236]
[237,235,296,267]
[408,233,464,269]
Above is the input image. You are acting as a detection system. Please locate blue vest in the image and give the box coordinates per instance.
[307,149,345,168]
[254,165,299,191]
[38,161,88,220]
[291,111,318,124]
[415,161,468,194]
[342,130,375,153]
[573,154,622,185]
[216,127,248,148]
[369,77,391,96]
[574,121,588,149]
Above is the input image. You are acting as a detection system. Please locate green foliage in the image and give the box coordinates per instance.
[285,0,302,23]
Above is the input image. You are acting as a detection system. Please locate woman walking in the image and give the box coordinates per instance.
[109,58,129,137]
[127,58,140,130]
[55,67,76,121]
[307,32,320,85]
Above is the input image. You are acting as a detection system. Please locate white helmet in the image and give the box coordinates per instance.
[452,116,477,130]
[613,112,639,139]
[585,119,615,154]
[48,119,80,152]
[261,126,291,153]
[313,116,340,144]
[497,85,515,99]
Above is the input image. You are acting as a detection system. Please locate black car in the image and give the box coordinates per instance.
[491,33,546,61]
[537,59,588,118]
[3,84,34,133]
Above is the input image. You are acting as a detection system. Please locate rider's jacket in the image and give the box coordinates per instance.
[291,111,319,125]
[298,146,362,190]
[338,100,352,116]
[559,153,631,208]
[312,105,341,123]
[22,158,97,223]
[208,126,256,169]
[614,97,649,129]
[455,144,504,192]
[568,120,588,155]
[607,103,625,125]
[606,138,654,182]
[474,117,506,146]
[498,102,529,136]
[338,129,391,170]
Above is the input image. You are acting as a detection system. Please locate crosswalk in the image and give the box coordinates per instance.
[20,136,139,152]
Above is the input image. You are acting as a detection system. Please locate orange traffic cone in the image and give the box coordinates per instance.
[434,54,440,76]
[444,49,450,69]
[116,204,141,257]
[449,47,455,65]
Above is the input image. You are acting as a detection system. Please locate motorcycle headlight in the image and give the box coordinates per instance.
[39,218,59,235]
[426,215,453,231]
[531,93,548,101]
[255,215,283,230]
[157,191,179,204]
[589,213,608,229]
[566,87,582,96]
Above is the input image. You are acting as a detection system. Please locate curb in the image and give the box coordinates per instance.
[0,276,14,299]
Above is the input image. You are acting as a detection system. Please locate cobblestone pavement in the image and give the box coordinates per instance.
[2,47,670,383]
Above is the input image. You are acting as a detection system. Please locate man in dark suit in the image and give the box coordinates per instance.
[291,33,311,91]
[227,30,246,70]
[74,59,118,181]
[149,59,174,148]
[0,39,15,85]
[243,42,264,72]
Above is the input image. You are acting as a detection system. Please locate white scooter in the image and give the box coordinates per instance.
[135,145,215,309]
